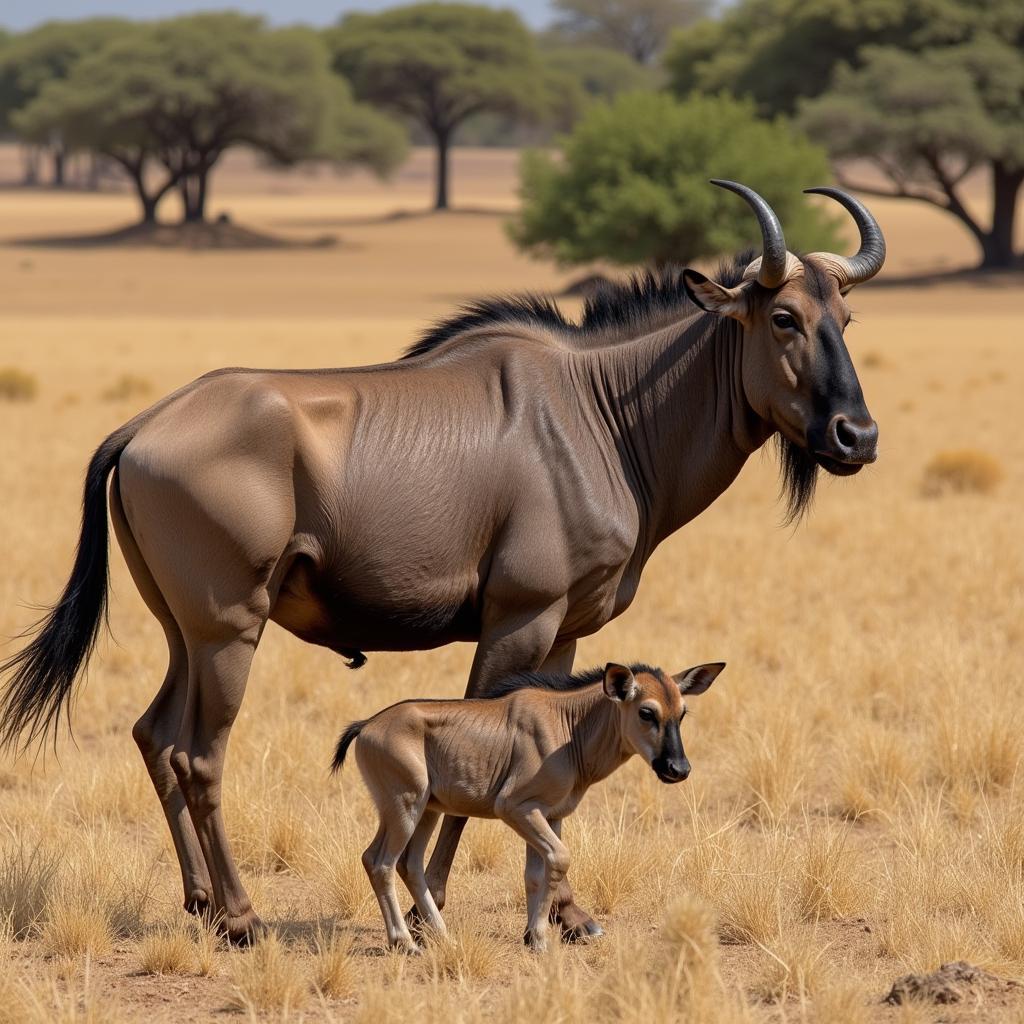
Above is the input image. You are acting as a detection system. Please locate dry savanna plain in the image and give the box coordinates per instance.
[0,146,1022,1023]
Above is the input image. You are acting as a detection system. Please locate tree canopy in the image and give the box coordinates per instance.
[551,0,709,65]
[14,14,406,224]
[665,0,1024,269]
[0,18,130,183]
[327,3,546,210]
[663,0,1018,117]
[800,36,1024,268]
[509,91,838,268]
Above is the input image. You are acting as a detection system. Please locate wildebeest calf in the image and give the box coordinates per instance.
[332,660,724,952]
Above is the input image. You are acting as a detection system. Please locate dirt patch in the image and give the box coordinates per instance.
[884,962,1021,1007]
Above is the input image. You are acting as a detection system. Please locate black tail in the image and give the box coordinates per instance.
[331,719,368,774]
[0,427,134,752]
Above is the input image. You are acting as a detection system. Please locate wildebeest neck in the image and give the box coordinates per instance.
[550,687,631,785]
[578,309,772,555]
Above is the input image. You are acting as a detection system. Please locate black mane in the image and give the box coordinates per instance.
[480,663,661,700]
[402,251,755,359]
[401,247,818,523]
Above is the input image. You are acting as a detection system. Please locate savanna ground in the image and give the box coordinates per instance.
[0,145,1022,1023]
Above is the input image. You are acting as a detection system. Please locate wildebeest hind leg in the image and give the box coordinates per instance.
[173,629,265,945]
[110,480,213,917]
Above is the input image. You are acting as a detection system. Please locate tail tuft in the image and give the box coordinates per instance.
[340,648,366,670]
[0,430,128,753]
[331,719,367,773]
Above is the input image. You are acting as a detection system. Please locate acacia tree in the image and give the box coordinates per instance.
[327,4,545,210]
[509,92,839,268]
[665,0,1024,269]
[15,14,406,225]
[551,0,709,65]
[800,42,1023,269]
[0,19,129,185]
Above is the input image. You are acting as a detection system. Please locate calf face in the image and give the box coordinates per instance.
[603,662,725,784]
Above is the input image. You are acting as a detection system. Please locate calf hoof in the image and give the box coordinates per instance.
[523,929,549,953]
[390,938,422,956]
[219,910,267,947]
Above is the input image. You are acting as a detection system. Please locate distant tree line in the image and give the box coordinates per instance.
[1,0,1020,267]
[0,4,671,223]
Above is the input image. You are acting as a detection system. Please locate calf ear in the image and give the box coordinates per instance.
[673,662,726,696]
[603,663,638,703]
[682,270,749,321]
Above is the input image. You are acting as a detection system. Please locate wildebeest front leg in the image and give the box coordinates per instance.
[408,608,565,928]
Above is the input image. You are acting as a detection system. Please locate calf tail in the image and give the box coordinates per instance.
[331,719,368,773]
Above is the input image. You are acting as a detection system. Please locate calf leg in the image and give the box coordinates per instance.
[504,808,570,953]
[362,806,423,953]
[397,810,446,936]
[533,643,603,943]
[523,846,546,945]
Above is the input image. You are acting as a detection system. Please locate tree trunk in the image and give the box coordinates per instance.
[981,162,1023,269]
[51,147,66,188]
[22,146,39,186]
[179,167,210,222]
[192,165,209,222]
[434,128,450,211]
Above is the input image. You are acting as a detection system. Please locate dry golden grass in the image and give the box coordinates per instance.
[311,926,357,998]
[0,366,37,401]
[137,924,194,975]
[98,373,152,404]
[0,146,1022,1022]
[228,932,308,1015]
[921,448,1005,496]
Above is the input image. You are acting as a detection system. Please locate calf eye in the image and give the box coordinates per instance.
[772,312,797,331]
[638,707,658,725]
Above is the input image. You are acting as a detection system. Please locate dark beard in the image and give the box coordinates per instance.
[775,434,819,525]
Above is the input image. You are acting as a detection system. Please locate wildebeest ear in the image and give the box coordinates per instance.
[603,663,637,702]
[682,270,749,320]
[673,662,726,696]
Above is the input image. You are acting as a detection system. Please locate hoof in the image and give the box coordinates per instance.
[523,929,549,953]
[558,917,603,944]
[219,911,267,947]
[184,890,211,919]
[390,939,421,956]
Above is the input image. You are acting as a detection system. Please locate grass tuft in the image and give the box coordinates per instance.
[228,932,307,1014]
[0,367,37,401]
[921,449,1003,496]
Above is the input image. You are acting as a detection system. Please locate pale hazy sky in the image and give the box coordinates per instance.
[3,0,556,31]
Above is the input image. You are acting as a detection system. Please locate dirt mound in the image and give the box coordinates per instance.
[12,218,336,250]
[884,961,1020,1006]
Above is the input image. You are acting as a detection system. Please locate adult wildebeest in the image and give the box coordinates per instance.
[334,661,724,953]
[0,181,885,943]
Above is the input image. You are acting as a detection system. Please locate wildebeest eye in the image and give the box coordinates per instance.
[772,312,797,331]
[638,707,658,725]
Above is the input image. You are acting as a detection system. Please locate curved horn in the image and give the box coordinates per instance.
[710,178,788,289]
[804,187,886,288]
